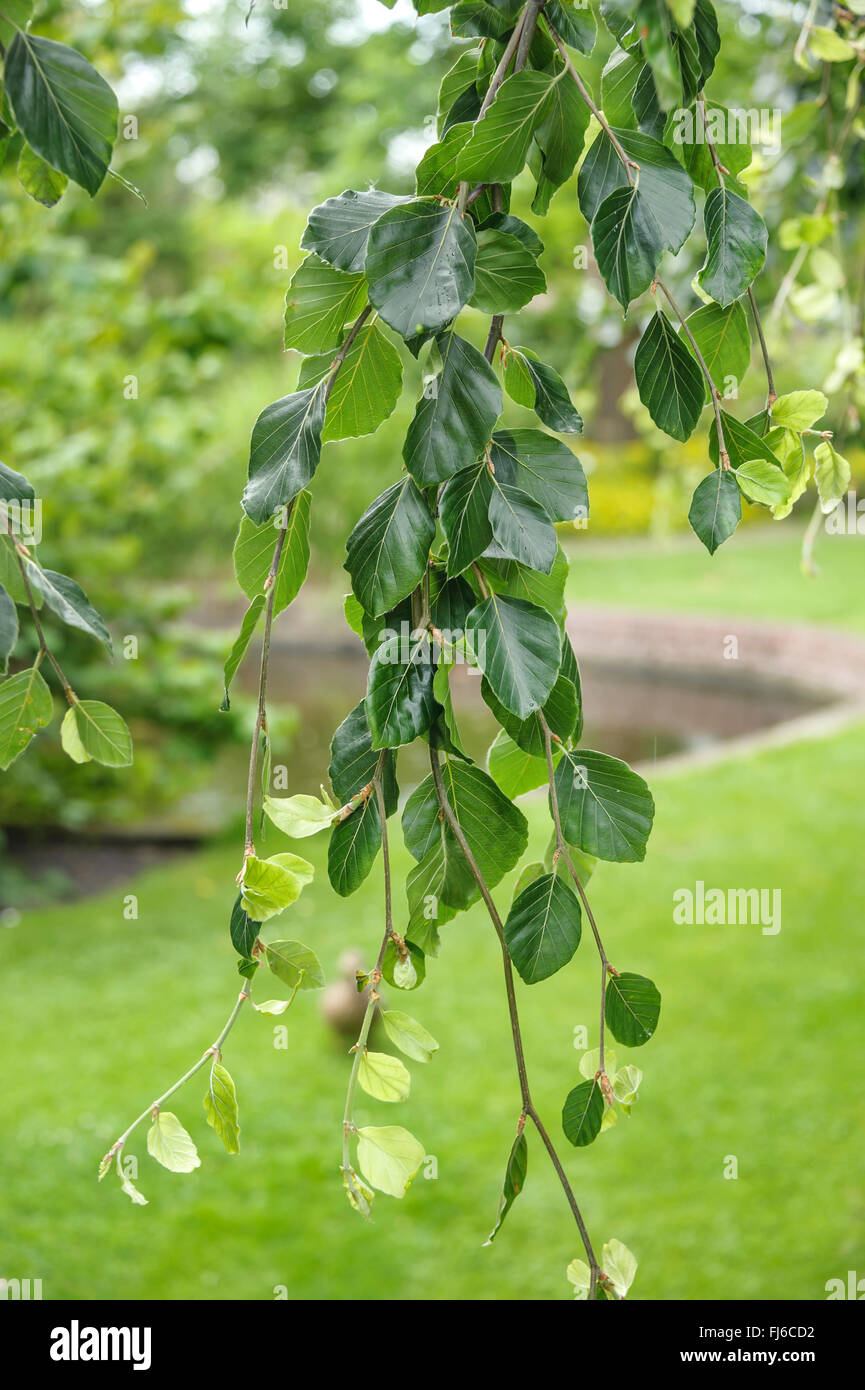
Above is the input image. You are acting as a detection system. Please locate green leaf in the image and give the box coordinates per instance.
[503,348,582,433]
[482,671,577,758]
[328,795,382,896]
[771,390,827,432]
[403,328,502,487]
[544,0,597,53]
[365,199,476,339]
[263,793,336,838]
[809,26,857,62]
[698,186,767,307]
[345,477,435,617]
[415,121,472,200]
[404,830,466,947]
[553,748,654,862]
[204,1063,240,1154]
[147,1111,201,1173]
[222,594,265,709]
[668,100,752,192]
[579,128,695,253]
[602,1238,639,1297]
[0,665,53,768]
[382,937,426,990]
[591,182,663,309]
[531,60,592,213]
[403,758,528,902]
[478,546,569,625]
[605,971,661,1046]
[476,212,544,258]
[329,700,399,809]
[634,310,704,441]
[241,853,310,921]
[355,1125,425,1198]
[283,254,367,354]
[688,468,741,554]
[25,565,112,651]
[242,384,327,525]
[265,939,325,990]
[450,0,515,40]
[300,188,410,272]
[484,1131,528,1245]
[381,1010,439,1064]
[5,33,117,195]
[465,593,561,719]
[440,460,494,576]
[233,489,312,616]
[432,659,470,761]
[17,140,66,206]
[488,479,557,574]
[62,700,132,768]
[562,1078,604,1147]
[0,459,35,504]
[504,872,582,984]
[490,430,587,524]
[455,69,564,184]
[814,440,852,514]
[358,1050,411,1102]
[679,301,750,405]
[470,227,545,314]
[709,410,785,475]
[366,631,437,749]
[298,322,403,441]
[487,728,555,799]
[0,583,18,674]
[229,894,259,959]
[734,458,792,508]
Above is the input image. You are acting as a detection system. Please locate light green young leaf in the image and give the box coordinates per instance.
[770,390,827,431]
[146,1111,201,1173]
[579,1047,618,1081]
[265,938,325,990]
[566,1258,592,1299]
[358,1050,412,1103]
[298,321,403,441]
[263,793,336,838]
[602,1238,638,1298]
[734,458,793,508]
[0,583,19,675]
[381,1010,439,1064]
[233,490,312,615]
[356,1125,426,1198]
[612,1064,643,1105]
[241,853,311,921]
[814,440,852,514]
[17,141,67,206]
[204,1063,240,1154]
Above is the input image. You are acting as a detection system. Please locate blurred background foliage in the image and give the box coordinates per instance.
[0,0,863,836]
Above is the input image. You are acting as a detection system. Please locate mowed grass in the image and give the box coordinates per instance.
[2,721,864,1301]
[565,524,865,632]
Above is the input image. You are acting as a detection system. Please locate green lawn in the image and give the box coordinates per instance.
[3,720,864,1301]
[566,525,865,632]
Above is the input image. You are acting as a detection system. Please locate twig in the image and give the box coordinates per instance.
[429,742,601,1294]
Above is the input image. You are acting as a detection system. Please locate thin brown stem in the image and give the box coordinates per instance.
[428,741,600,1287]
[546,22,638,181]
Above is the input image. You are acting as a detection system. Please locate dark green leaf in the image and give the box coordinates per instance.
[605,971,661,1046]
[454,69,563,185]
[488,480,557,574]
[465,593,561,719]
[441,460,494,576]
[366,632,437,749]
[5,33,117,195]
[484,1131,528,1245]
[634,310,704,442]
[365,199,476,339]
[553,748,654,862]
[403,329,501,487]
[470,228,545,313]
[579,128,695,253]
[476,212,544,258]
[698,187,767,308]
[544,1,597,54]
[482,671,577,758]
[402,758,528,903]
[344,477,435,617]
[591,182,664,309]
[451,0,514,40]
[489,429,587,524]
[478,545,569,625]
[300,188,410,272]
[242,385,327,524]
[229,894,259,958]
[0,460,34,505]
[504,872,582,984]
[25,565,112,651]
[688,468,741,554]
[503,348,583,433]
[222,594,265,709]
[562,1077,604,1147]
[329,700,399,810]
[328,795,382,896]
[0,583,18,674]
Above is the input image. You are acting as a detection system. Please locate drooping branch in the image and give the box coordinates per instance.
[428,741,601,1293]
